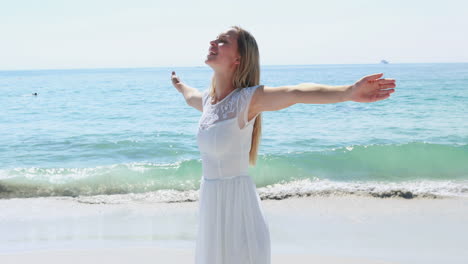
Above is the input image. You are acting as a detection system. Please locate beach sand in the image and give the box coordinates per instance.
[0,247,397,264]
[1,195,467,264]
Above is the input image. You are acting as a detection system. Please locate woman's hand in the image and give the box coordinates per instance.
[348,73,396,103]
[171,71,183,93]
[170,71,204,112]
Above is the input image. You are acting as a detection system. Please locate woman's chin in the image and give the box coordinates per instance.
[204,59,215,68]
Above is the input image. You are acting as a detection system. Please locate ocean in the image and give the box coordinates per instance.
[1,63,467,202]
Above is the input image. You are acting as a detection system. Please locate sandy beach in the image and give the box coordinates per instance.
[0,247,398,264]
[1,195,467,264]
[2,63,468,263]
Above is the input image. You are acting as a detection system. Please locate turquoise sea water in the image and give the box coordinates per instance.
[1,63,467,200]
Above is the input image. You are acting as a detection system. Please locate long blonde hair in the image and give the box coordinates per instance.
[209,25,262,166]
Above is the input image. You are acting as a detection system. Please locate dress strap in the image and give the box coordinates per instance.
[201,89,210,110]
[238,85,263,129]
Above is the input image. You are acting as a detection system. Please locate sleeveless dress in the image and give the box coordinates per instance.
[195,85,271,264]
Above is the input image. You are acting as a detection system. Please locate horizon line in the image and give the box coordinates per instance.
[1,62,467,72]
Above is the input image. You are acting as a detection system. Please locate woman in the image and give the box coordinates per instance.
[171,26,396,264]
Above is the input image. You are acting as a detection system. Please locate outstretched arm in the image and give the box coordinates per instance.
[171,71,203,112]
[250,73,396,114]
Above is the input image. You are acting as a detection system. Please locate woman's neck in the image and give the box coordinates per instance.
[213,71,236,103]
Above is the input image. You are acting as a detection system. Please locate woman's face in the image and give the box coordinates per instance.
[205,28,240,71]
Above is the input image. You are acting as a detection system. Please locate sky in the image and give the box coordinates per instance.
[1,0,467,70]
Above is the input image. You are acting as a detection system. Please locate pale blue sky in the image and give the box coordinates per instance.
[1,0,467,70]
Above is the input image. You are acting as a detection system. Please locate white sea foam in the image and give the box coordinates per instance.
[70,179,468,204]
[257,178,468,199]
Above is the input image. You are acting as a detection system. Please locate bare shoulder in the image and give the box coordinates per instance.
[250,85,296,114]
[249,85,265,117]
[186,88,204,112]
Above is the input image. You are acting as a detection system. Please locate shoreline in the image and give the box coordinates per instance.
[3,177,467,201]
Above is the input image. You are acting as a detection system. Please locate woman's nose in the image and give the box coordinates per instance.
[210,40,217,46]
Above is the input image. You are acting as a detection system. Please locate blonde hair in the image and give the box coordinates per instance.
[209,25,262,166]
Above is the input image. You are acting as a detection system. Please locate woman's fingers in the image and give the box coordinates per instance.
[379,83,396,89]
[171,71,180,85]
[368,89,394,102]
[377,89,394,95]
[364,73,384,82]
[378,78,396,85]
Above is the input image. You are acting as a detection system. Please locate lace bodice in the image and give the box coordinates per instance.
[198,85,260,130]
[197,85,261,180]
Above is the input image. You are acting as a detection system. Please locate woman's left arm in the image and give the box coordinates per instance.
[251,73,396,113]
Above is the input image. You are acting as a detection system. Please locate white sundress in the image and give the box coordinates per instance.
[195,85,271,264]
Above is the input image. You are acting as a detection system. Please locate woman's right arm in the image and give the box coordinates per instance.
[171,71,203,112]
